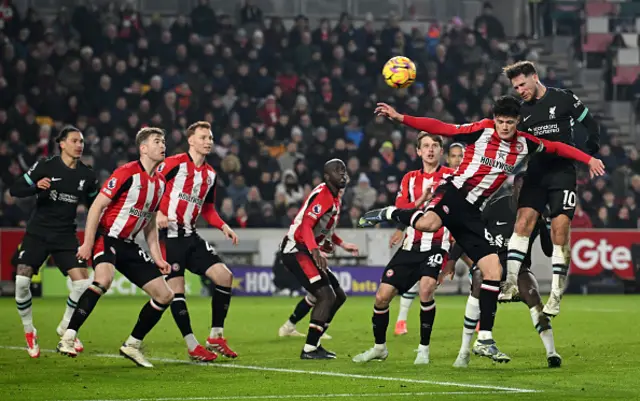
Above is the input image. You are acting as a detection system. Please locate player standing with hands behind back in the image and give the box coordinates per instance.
[502,61,600,316]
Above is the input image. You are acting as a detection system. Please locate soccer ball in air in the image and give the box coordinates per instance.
[382,56,417,89]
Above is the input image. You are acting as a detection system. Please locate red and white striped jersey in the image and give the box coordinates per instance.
[281,183,341,254]
[401,117,593,209]
[99,161,165,241]
[156,153,223,238]
[396,166,454,252]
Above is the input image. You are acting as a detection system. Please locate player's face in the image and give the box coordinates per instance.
[494,115,519,140]
[447,147,463,169]
[189,127,214,156]
[511,73,538,102]
[416,136,442,166]
[142,134,166,162]
[327,162,348,189]
[61,131,84,159]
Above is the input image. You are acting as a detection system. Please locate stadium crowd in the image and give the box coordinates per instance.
[0,0,638,230]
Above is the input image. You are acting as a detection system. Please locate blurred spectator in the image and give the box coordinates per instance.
[571,203,592,229]
[352,172,377,210]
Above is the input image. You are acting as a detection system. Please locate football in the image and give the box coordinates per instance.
[382,56,417,89]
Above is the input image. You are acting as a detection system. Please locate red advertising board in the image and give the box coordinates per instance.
[570,230,640,281]
[0,230,85,281]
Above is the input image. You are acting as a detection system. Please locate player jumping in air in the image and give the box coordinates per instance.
[280,159,359,359]
[392,141,465,336]
[359,96,604,362]
[501,61,600,316]
[156,121,239,361]
[444,172,561,368]
[353,132,454,364]
[58,127,173,368]
[10,126,98,358]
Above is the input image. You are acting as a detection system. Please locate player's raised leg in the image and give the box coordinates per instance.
[395,282,417,336]
[56,267,91,353]
[519,270,562,367]
[167,275,217,361]
[352,283,395,363]
[454,268,482,368]
[14,263,38,358]
[279,295,315,337]
[204,262,238,358]
[58,262,114,357]
[545,214,572,317]
[504,207,539,300]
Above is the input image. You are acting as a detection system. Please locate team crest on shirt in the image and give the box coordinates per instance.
[78,180,85,190]
[386,269,394,277]
[312,204,322,215]
[207,176,213,185]
[172,263,180,272]
[549,106,556,120]
[442,205,450,214]
[107,177,117,189]
[516,142,524,152]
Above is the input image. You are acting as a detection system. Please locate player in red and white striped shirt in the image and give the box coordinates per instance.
[353,133,453,365]
[155,121,239,361]
[58,127,174,368]
[390,134,454,339]
[360,96,605,364]
[280,159,359,359]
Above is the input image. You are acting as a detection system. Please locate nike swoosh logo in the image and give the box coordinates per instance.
[51,177,62,182]
[563,206,574,210]
[523,116,531,122]
[496,221,508,226]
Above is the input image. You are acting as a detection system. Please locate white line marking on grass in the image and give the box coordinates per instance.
[51,391,521,401]
[0,346,539,394]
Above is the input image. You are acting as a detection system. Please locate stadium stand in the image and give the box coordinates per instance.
[0,0,638,231]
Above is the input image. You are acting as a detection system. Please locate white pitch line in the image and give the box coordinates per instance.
[51,390,520,401]
[0,346,539,394]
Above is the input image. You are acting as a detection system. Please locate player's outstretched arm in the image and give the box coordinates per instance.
[77,193,111,261]
[375,102,491,136]
[535,136,606,178]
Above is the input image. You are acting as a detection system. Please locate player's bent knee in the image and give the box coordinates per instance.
[166,276,186,293]
[93,262,116,290]
[67,267,90,280]
[515,210,538,235]
[476,254,501,280]
[415,213,441,232]
[16,264,34,277]
[206,263,233,286]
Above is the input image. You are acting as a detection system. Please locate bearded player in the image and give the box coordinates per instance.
[279,159,359,359]
[156,121,239,361]
[353,132,454,364]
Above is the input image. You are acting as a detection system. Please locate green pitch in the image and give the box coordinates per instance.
[1,295,640,401]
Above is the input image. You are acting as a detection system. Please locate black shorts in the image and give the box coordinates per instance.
[92,235,161,288]
[164,235,224,279]
[280,250,341,293]
[518,169,577,219]
[382,248,447,294]
[426,183,494,263]
[15,232,86,275]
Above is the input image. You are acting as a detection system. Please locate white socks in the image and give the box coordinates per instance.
[15,275,34,333]
[184,334,199,352]
[460,296,480,354]
[397,284,418,322]
[210,327,223,338]
[59,278,91,332]
[551,244,569,295]
[530,306,556,355]
[506,234,530,280]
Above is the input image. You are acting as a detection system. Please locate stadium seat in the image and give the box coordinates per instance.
[617,48,640,66]
[586,17,609,34]
[612,65,640,85]
[583,33,613,53]
[585,1,616,17]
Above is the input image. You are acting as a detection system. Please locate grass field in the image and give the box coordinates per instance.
[1,294,640,401]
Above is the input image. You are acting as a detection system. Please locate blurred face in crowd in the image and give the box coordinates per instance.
[60,130,85,159]
[511,73,540,102]
[189,127,213,156]
[417,135,442,167]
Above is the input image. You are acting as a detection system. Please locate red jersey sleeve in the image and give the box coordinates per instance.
[401,116,494,136]
[156,155,182,181]
[395,172,416,209]
[100,166,133,201]
[201,173,226,230]
[521,132,592,165]
[298,188,335,251]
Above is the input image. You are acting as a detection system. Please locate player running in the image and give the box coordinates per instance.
[57,127,173,368]
[9,126,98,358]
[446,172,561,368]
[279,159,359,359]
[353,132,454,364]
[358,96,604,362]
[502,61,601,316]
[155,121,239,361]
[392,141,465,336]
